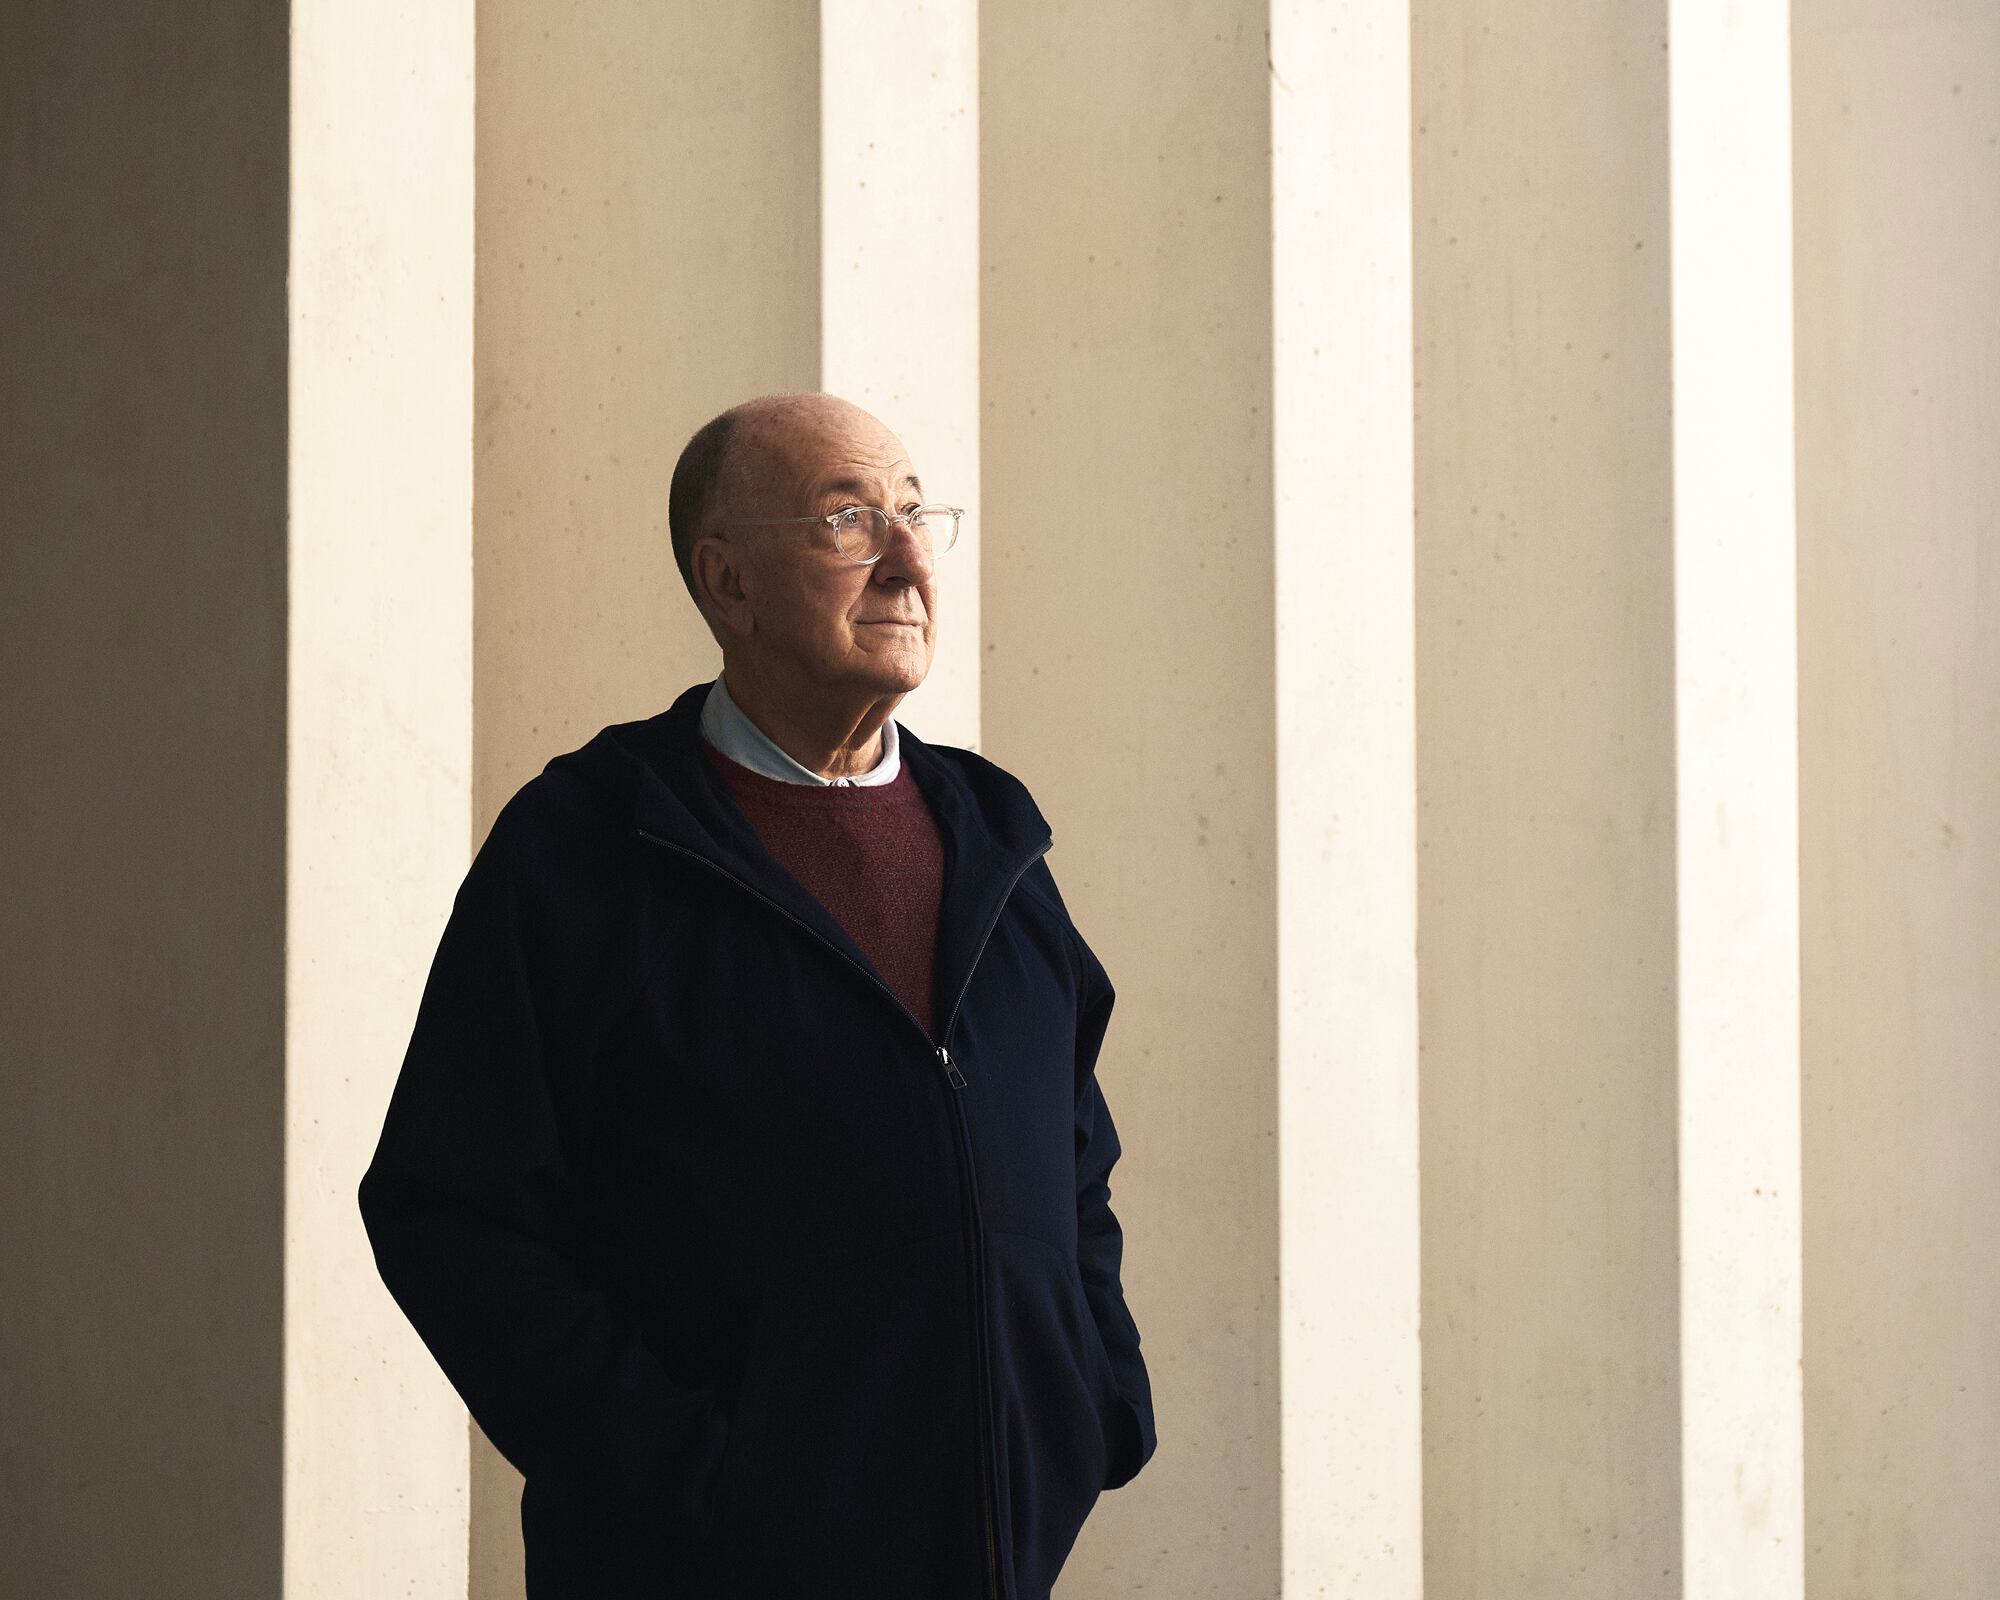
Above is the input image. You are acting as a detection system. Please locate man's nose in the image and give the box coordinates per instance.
[872,515,937,583]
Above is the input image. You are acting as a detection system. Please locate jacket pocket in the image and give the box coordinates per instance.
[1072,1288,1148,1490]
[982,1228,1118,1597]
[1074,1273,1123,1453]
[700,1287,767,1530]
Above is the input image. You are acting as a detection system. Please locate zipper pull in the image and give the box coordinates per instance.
[938,1044,968,1088]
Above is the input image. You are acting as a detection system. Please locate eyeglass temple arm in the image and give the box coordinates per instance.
[727,505,963,530]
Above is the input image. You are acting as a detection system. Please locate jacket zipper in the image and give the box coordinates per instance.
[939,1041,1001,1600]
[634,824,1050,1600]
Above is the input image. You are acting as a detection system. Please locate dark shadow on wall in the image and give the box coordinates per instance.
[1,5,288,1595]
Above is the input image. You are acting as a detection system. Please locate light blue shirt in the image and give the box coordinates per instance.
[699,671,901,788]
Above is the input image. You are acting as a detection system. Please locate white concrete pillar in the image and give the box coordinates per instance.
[1667,3,1804,1596]
[290,1,477,1595]
[1272,3,1423,1597]
[821,0,982,740]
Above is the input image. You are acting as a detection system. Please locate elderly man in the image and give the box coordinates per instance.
[358,392,1157,1599]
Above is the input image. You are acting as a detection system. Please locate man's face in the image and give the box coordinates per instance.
[722,401,939,699]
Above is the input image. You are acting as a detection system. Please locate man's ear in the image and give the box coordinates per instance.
[694,536,759,641]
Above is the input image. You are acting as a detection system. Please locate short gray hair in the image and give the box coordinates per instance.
[668,407,742,608]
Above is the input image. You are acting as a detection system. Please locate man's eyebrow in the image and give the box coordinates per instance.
[817,473,923,505]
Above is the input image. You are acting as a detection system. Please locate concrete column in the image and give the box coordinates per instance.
[290,2,477,1595]
[1412,4,1683,1598]
[1272,3,1424,1597]
[1668,3,1804,1596]
[821,0,982,739]
[1794,3,2000,1595]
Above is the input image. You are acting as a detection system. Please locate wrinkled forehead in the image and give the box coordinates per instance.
[735,401,913,503]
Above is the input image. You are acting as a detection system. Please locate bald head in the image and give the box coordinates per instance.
[668,392,905,613]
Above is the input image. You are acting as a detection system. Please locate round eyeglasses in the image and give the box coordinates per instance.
[723,504,964,566]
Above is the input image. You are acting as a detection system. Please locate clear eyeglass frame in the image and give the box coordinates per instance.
[722,503,964,566]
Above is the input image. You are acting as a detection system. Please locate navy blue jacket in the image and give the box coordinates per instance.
[358,678,1158,1598]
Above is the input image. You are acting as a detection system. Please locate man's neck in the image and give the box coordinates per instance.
[719,664,899,781]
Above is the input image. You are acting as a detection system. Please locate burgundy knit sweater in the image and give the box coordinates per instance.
[700,735,947,1038]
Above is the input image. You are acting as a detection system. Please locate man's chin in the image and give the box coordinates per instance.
[847,643,931,693]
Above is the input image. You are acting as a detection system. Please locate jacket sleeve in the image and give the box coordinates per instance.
[357,792,728,1519]
[1072,937,1159,1491]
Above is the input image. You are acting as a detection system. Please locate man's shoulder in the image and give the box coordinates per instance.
[467,726,653,908]
[913,735,1013,794]
[896,724,1053,836]
[898,729,1106,973]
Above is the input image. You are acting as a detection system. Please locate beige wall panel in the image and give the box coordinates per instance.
[472,4,822,1593]
[1413,3,1682,1596]
[983,3,1275,1593]
[1794,4,2000,1595]
[474,0,822,803]
[0,6,289,1595]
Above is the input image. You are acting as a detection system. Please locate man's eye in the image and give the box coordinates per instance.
[833,507,863,526]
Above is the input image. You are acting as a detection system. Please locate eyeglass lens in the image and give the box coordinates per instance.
[833,507,960,562]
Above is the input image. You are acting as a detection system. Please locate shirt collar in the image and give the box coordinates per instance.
[699,671,901,787]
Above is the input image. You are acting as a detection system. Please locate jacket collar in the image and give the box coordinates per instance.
[601,678,1054,1043]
